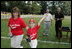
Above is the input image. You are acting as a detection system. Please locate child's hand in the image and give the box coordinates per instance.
[57,18,60,21]
[9,32,13,38]
[26,37,31,42]
[26,26,29,30]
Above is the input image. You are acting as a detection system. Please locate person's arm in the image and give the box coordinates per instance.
[57,18,60,21]
[50,14,53,25]
[55,15,60,21]
[54,13,57,20]
[55,16,60,21]
[54,12,60,21]
[50,14,54,21]
[60,18,64,20]
[54,18,59,21]
[8,19,13,37]
[60,13,64,20]
[25,26,29,30]
[38,16,46,26]
[54,17,56,20]
[8,27,13,37]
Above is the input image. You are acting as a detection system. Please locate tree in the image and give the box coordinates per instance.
[31,1,42,14]
[1,1,71,15]
[37,1,48,14]
[62,1,71,15]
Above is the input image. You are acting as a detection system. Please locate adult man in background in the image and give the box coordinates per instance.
[55,7,64,38]
[43,9,53,36]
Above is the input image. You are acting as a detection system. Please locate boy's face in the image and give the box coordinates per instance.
[29,22,35,28]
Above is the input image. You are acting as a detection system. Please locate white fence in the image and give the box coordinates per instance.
[1,14,70,19]
[1,14,44,19]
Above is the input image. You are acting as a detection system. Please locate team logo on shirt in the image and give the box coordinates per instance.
[30,33,37,39]
[10,24,20,29]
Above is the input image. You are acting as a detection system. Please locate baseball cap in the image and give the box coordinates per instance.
[29,19,35,23]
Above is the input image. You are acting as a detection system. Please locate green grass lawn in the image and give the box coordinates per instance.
[1,16,71,48]
[1,38,71,48]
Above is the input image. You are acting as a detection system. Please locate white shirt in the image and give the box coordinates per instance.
[44,13,53,21]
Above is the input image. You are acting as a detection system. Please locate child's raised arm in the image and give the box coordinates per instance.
[38,16,46,26]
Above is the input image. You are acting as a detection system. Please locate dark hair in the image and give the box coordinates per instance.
[11,7,20,18]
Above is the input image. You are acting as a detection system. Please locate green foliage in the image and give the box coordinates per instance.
[1,1,71,15]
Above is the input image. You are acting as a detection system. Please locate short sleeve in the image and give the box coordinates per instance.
[55,12,57,18]
[61,13,64,18]
[20,18,27,28]
[50,14,53,20]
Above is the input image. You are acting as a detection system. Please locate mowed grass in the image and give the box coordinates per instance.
[1,16,71,48]
[1,38,71,48]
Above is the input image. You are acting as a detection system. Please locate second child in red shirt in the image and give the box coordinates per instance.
[26,16,46,48]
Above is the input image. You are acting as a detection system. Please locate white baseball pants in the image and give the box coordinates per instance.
[11,34,23,48]
[29,39,37,48]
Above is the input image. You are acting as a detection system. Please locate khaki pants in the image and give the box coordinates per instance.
[44,22,51,35]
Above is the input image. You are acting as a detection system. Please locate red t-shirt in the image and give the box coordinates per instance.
[8,17,27,36]
[27,25,40,40]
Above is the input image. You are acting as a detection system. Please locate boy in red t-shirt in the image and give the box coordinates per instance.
[26,16,46,48]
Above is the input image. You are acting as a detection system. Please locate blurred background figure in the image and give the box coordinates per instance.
[55,7,64,39]
[43,9,53,36]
